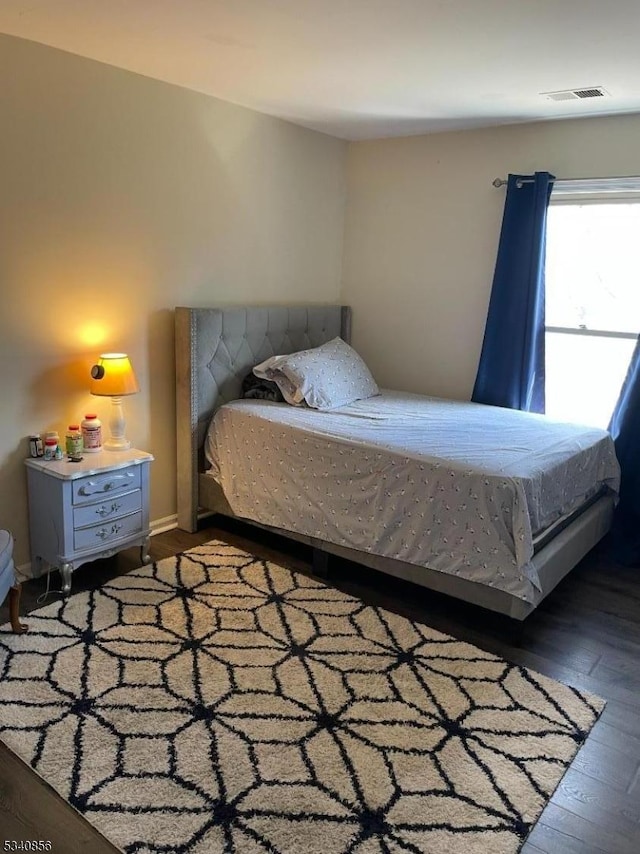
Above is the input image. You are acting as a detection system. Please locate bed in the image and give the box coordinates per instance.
[175,305,620,620]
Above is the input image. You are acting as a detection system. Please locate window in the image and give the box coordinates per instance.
[545,190,640,429]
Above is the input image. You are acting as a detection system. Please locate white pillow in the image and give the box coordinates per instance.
[253,337,379,410]
[252,355,303,406]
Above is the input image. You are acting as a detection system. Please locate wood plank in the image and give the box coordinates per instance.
[526,610,640,659]
[628,766,640,799]
[587,717,640,757]
[530,803,639,854]
[553,766,640,841]
[0,742,120,854]
[519,635,602,677]
[597,698,640,742]
[526,819,614,854]
[592,648,640,689]
[568,735,640,793]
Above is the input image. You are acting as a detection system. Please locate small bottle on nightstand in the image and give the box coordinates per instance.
[43,436,58,460]
[65,425,83,458]
[81,414,102,453]
[29,434,44,458]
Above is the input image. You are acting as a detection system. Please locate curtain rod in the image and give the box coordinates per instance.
[492,177,550,188]
[492,175,640,189]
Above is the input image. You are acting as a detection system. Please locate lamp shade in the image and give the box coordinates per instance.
[90,353,140,397]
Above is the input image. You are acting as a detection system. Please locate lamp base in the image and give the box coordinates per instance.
[103,397,132,452]
[103,437,132,451]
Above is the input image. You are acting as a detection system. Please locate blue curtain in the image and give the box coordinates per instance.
[608,338,640,564]
[472,172,555,412]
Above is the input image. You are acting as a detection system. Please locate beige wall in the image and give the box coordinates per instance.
[0,35,347,568]
[342,114,640,400]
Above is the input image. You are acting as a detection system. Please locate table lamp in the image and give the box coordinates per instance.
[90,353,140,450]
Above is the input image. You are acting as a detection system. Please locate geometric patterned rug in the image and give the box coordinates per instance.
[0,541,604,854]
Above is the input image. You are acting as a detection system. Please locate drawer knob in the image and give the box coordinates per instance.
[95,502,122,518]
[95,523,122,540]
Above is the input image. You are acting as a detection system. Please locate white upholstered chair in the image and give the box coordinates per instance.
[0,530,28,634]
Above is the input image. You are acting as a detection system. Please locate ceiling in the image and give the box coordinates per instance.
[2,0,640,140]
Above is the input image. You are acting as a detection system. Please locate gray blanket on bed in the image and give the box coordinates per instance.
[205,391,620,603]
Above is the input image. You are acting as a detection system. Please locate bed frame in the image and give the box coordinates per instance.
[175,305,614,620]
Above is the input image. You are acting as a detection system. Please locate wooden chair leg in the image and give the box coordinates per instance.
[8,583,28,634]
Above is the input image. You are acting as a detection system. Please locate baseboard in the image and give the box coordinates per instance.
[15,563,33,583]
[150,514,178,536]
[15,514,179,581]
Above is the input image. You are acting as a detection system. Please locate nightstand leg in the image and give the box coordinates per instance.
[60,562,73,595]
[140,536,151,565]
[9,583,28,634]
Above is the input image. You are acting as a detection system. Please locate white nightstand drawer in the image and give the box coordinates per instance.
[74,511,142,551]
[73,489,142,529]
[73,468,141,505]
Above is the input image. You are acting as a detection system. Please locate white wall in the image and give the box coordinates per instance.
[341,114,640,400]
[0,35,347,568]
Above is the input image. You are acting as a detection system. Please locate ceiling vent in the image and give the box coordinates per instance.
[544,86,609,101]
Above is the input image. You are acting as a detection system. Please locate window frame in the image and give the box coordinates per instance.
[545,191,640,341]
[544,186,640,426]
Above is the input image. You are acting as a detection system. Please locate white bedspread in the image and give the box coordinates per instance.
[205,391,620,603]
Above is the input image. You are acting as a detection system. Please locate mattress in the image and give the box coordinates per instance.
[205,391,620,603]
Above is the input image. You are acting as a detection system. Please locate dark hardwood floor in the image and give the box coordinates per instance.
[1,518,639,853]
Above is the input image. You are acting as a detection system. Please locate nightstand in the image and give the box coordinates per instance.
[25,449,154,595]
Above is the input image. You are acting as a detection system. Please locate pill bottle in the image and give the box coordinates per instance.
[29,434,43,458]
[81,414,102,453]
[66,425,83,458]
[43,436,58,460]
[44,430,59,458]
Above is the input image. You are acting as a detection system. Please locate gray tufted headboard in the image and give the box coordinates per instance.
[175,305,351,531]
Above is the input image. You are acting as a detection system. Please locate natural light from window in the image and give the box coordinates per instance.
[545,201,640,429]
